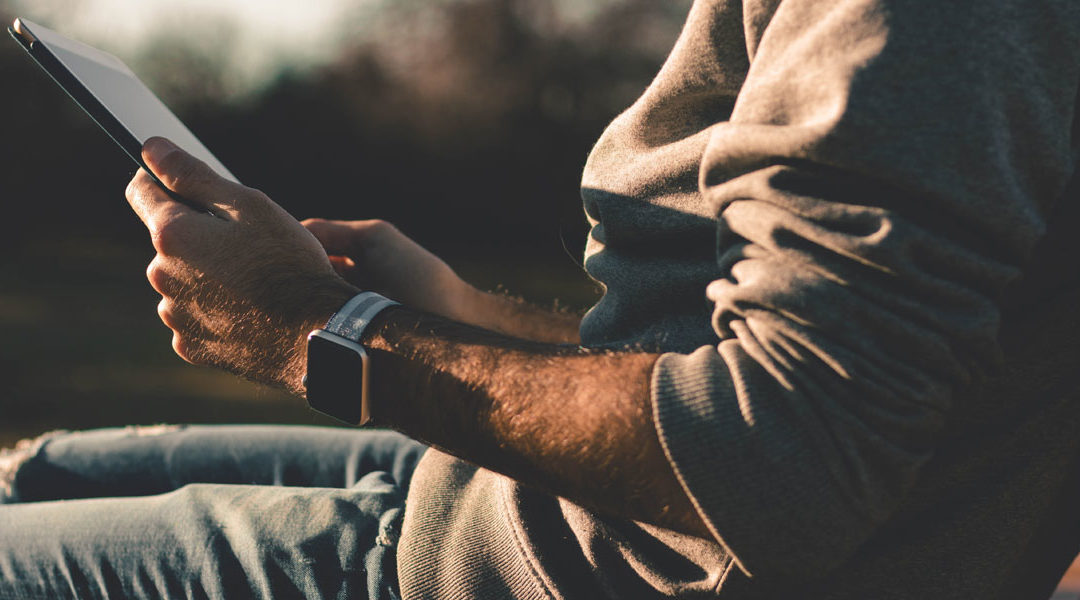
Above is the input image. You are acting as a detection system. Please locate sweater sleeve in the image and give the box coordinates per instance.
[651,0,1080,580]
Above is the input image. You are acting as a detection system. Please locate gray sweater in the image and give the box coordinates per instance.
[398,0,1080,597]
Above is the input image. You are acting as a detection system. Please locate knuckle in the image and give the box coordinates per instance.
[228,188,262,218]
[159,156,220,200]
[361,219,398,244]
[156,297,178,327]
[126,171,155,203]
[171,332,198,365]
[242,189,276,216]
[146,257,170,294]
[150,216,190,256]
[160,154,199,186]
[367,219,394,233]
[248,188,271,204]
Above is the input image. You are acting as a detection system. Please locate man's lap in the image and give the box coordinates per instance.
[0,425,428,600]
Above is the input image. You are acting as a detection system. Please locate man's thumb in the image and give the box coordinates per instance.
[142,137,222,202]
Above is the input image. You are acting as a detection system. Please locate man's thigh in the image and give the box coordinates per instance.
[3,425,427,503]
[0,475,406,600]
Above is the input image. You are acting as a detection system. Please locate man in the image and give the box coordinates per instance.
[2,0,1079,597]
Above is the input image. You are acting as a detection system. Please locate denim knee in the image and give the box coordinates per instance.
[0,425,186,504]
[158,480,406,599]
[0,430,69,504]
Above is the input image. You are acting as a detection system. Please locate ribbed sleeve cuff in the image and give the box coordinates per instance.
[651,347,759,575]
[651,345,849,579]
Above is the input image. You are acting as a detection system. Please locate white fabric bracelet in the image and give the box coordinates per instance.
[324,291,401,342]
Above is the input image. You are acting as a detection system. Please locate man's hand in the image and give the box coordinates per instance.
[301,218,473,322]
[302,219,582,343]
[123,138,703,540]
[125,137,357,394]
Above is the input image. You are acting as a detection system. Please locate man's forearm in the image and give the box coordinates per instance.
[457,285,582,344]
[123,139,695,534]
[360,305,710,538]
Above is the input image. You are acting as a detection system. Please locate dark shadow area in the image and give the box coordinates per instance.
[0,0,689,444]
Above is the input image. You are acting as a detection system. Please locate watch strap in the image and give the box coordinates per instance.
[306,291,400,426]
[325,291,401,342]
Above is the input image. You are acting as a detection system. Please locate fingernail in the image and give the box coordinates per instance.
[144,137,178,165]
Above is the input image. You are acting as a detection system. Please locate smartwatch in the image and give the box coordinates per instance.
[304,291,400,425]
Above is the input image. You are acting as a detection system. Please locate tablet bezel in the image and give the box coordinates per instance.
[8,18,233,215]
[10,20,154,174]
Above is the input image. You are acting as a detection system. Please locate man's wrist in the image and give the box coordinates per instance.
[281,277,358,395]
[323,292,402,340]
[301,277,361,327]
[303,291,401,425]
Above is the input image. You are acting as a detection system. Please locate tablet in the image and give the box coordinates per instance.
[8,17,239,187]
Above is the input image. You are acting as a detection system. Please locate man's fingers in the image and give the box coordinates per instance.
[302,218,396,257]
[157,297,191,332]
[171,331,199,365]
[126,168,180,225]
[126,169,205,255]
[142,137,214,198]
[142,137,236,208]
[146,256,180,296]
[328,255,357,275]
[301,219,357,256]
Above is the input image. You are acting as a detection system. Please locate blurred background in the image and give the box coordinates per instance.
[0,0,690,444]
[0,1,1077,594]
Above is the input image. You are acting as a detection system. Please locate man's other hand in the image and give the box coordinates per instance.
[300,218,476,324]
[125,137,357,394]
[301,218,582,343]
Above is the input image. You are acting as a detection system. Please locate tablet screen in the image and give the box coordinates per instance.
[14,18,238,183]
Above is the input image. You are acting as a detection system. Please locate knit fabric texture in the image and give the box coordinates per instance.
[398,0,1080,597]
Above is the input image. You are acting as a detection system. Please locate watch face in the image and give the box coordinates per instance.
[306,332,367,424]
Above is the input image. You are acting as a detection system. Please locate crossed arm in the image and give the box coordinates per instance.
[125,137,709,539]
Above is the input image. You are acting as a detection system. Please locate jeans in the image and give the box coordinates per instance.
[0,425,428,600]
